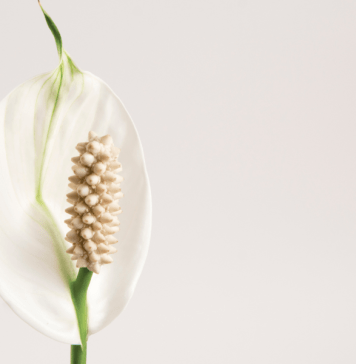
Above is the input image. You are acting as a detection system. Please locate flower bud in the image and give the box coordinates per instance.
[77,184,90,197]
[93,162,106,175]
[85,194,99,206]
[86,141,101,155]
[80,152,95,166]
[72,165,89,178]
[82,213,96,225]
[86,174,100,186]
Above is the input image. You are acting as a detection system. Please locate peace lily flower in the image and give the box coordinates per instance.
[0,2,151,361]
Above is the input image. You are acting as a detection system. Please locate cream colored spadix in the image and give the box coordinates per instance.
[0,5,151,345]
[65,131,123,274]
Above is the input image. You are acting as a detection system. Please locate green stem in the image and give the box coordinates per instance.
[70,268,93,364]
[71,345,86,364]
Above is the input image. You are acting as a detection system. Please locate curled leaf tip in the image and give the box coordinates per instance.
[39,2,63,61]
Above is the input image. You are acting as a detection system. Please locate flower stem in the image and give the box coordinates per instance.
[71,345,86,364]
[70,267,93,364]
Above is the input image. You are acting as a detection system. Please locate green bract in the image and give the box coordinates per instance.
[0,5,151,344]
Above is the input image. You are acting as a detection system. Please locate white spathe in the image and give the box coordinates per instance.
[0,54,151,344]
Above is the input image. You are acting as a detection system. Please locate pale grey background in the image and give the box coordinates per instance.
[0,0,355,363]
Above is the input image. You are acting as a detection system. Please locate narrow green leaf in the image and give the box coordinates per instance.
[38,1,63,60]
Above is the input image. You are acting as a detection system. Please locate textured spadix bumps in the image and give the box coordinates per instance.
[65,131,123,274]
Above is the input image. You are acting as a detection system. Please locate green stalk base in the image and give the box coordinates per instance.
[70,268,93,364]
[71,345,87,364]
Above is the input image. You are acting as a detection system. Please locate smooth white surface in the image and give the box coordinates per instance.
[0,0,356,363]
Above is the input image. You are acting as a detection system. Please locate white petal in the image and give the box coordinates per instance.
[0,73,79,344]
[0,54,151,342]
